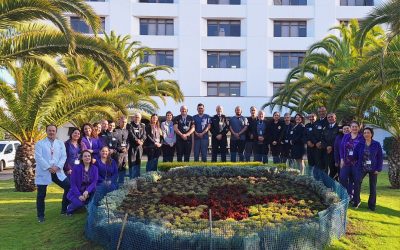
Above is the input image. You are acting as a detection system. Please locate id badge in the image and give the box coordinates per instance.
[183,126,188,131]
[318,126,322,130]
[349,150,353,156]
[308,127,312,131]
[366,160,372,165]
[121,142,127,147]
[134,129,139,133]
[109,143,112,147]
[290,131,293,135]
[285,140,288,143]
[74,159,80,165]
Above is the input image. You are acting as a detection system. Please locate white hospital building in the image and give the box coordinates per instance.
[76,0,383,116]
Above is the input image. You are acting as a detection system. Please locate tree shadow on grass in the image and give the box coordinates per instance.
[354,204,400,217]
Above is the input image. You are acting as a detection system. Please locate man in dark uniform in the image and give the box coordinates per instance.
[210,105,229,162]
[127,112,146,178]
[245,106,258,161]
[99,119,118,162]
[254,111,268,163]
[304,113,318,167]
[280,113,292,164]
[267,111,283,164]
[315,106,329,171]
[322,113,340,178]
[173,105,195,162]
[113,116,129,184]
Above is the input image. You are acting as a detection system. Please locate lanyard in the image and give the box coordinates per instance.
[87,136,92,149]
[50,141,54,160]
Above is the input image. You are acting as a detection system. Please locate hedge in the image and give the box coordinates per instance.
[157,161,287,172]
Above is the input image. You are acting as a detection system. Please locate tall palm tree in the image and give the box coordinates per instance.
[0,61,127,191]
[364,86,400,188]
[263,20,384,120]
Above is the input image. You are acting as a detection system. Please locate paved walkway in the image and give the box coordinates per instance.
[0,169,13,181]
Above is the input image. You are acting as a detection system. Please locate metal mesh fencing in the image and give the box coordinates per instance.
[85,167,349,250]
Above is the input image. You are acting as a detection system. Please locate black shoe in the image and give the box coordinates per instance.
[38,217,45,223]
[369,206,375,211]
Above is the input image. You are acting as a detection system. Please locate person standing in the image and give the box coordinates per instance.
[95,146,118,191]
[229,106,248,162]
[334,124,351,180]
[289,114,306,174]
[280,113,293,164]
[66,150,98,215]
[353,127,383,210]
[322,113,340,178]
[304,113,318,168]
[210,105,229,162]
[64,127,81,178]
[254,111,268,163]
[340,121,364,200]
[267,111,283,164]
[113,116,129,184]
[127,112,146,178]
[161,111,176,162]
[35,125,70,223]
[245,106,258,161]
[193,103,211,162]
[99,119,118,161]
[145,114,163,171]
[81,123,102,160]
[315,106,329,170]
[173,105,195,162]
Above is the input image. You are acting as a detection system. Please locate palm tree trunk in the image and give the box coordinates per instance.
[13,142,36,192]
[388,138,400,189]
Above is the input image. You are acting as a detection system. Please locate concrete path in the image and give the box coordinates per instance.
[0,169,13,181]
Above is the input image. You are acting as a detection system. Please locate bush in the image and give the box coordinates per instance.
[383,136,394,155]
[157,161,287,172]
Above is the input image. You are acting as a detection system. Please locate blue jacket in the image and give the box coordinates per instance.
[354,140,383,172]
[94,157,118,188]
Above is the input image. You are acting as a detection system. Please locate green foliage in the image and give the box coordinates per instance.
[383,137,394,155]
[157,161,287,172]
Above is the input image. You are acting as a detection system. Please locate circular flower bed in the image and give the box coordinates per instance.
[90,166,347,249]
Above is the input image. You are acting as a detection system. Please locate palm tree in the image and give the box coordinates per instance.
[364,86,400,188]
[0,61,127,191]
[263,20,384,120]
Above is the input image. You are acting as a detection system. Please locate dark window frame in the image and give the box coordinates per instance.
[272,82,285,95]
[207,82,241,97]
[274,20,307,37]
[70,16,105,34]
[340,0,374,6]
[273,0,307,5]
[139,0,174,3]
[142,50,174,67]
[207,51,241,68]
[273,52,306,69]
[207,20,241,37]
[140,18,174,36]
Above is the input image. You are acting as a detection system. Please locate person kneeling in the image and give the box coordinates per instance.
[66,150,98,215]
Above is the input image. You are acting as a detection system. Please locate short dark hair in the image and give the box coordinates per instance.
[69,127,81,140]
[363,127,374,138]
[197,103,204,108]
[80,150,93,164]
[46,124,57,131]
[166,111,173,116]
[107,120,114,124]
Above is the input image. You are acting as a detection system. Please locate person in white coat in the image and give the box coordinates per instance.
[35,125,70,223]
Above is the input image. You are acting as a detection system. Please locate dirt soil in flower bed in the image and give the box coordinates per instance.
[118,175,328,233]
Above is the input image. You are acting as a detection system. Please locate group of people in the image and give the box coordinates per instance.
[34,104,383,222]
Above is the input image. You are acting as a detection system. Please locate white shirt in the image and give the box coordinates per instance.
[35,137,67,185]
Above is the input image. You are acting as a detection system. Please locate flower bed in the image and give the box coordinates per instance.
[87,166,349,249]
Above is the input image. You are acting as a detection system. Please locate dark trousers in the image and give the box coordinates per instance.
[254,143,268,163]
[211,137,227,162]
[339,166,357,198]
[230,139,245,162]
[315,148,327,171]
[162,144,175,162]
[326,152,337,179]
[36,174,70,218]
[128,146,142,178]
[306,146,317,167]
[118,169,126,184]
[146,147,161,172]
[280,143,291,163]
[270,144,281,163]
[176,139,192,162]
[244,141,256,162]
[354,171,377,209]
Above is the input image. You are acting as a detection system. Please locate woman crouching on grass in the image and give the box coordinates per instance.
[353,127,383,210]
[66,150,98,215]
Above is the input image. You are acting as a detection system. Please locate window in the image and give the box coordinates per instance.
[273,52,305,68]
[142,50,174,67]
[70,16,105,34]
[139,0,174,3]
[207,0,241,5]
[274,0,307,5]
[207,82,240,97]
[340,0,374,6]
[86,0,106,2]
[140,19,174,36]
[207,20,240,36]
[4,144,13,154]
[272,82,285,95]
[207,51,240,68]
[274,21,306,37]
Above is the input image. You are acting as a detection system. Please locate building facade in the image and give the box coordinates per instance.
[76,0,383,116]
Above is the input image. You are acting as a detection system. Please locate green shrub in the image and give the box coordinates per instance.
[157,162,287,172]
[383,136,394,155]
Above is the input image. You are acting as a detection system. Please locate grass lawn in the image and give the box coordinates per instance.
[0,169,398,250]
